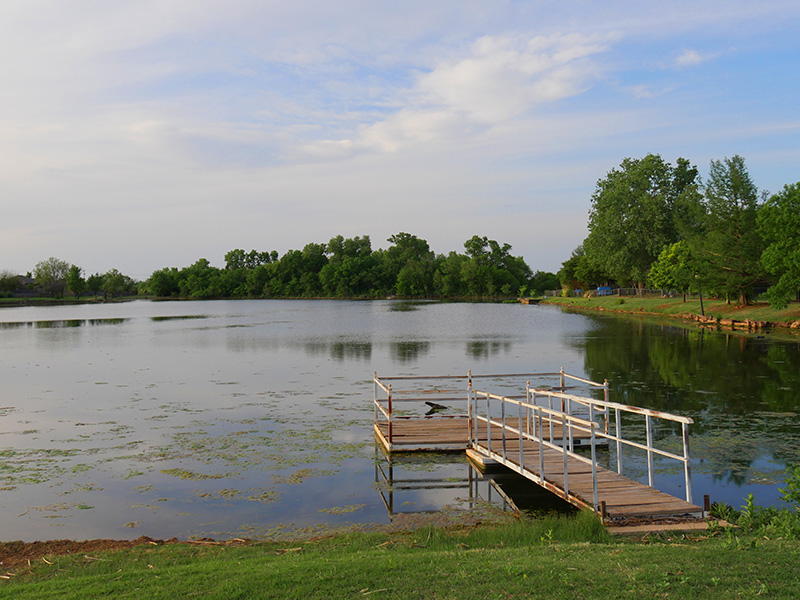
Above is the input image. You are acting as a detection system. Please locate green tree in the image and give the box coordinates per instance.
[647,241,698,295]
[691,155,764,305]
[383,233,435,296]
[65,265,87,299]
[224,249,275,270]
[461,235,531,297]
[101,269,128,299]
[0,270,21,294]
[758,182,800,308]
[583,154,700,292]
[86,273,105,297]
[558,245,607,292]
[33,257,70,297]
[432,252,467,297]
[529,270,559,296]
[319,235,377,297]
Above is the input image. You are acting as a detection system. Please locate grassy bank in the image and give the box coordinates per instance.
[542,296,800,327]
[2,515,799,599]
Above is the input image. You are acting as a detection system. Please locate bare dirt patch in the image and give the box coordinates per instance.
[0,536,183,573]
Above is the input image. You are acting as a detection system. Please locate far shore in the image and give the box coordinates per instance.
[540,295,800,331]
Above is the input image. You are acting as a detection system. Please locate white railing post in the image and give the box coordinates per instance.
[591,421,598,511]
[518,401,524,471]
[683,422,693,503]
[486,393,492,455]
[537,408,545,484]
[567,396,574,452]
[387,383,393,446]
[501,395,507,460]
[561,413,569,496]
[645,414,654,488]
[615,408,623,475]
[467,371,474,447]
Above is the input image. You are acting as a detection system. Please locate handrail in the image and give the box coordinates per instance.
[472,388,600,510]
[468,385,694,510]
[375,370,611,466]
[528,387,693,425]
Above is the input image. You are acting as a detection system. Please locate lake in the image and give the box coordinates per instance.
[1,299,798,541]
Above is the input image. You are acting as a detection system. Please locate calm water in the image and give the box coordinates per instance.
[0,299,798,541]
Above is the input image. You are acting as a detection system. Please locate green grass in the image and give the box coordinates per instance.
[3,514,800,599]
[543,296,800,324]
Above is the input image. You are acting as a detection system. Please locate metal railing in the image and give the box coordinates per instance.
[469,383,695,511]
[471,389,601,510]
[373,373,471,447]
[373,369,608,448]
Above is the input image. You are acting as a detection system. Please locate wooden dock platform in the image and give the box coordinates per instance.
[374,417,606,453]
[373,370,706,525]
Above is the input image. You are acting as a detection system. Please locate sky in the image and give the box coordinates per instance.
[2,1,799,280]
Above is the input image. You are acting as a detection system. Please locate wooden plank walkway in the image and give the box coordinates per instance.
[470,429,702,520]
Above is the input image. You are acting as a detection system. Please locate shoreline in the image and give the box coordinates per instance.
[539,296,800,332]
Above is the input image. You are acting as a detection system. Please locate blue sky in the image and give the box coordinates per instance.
[2,1,799,279]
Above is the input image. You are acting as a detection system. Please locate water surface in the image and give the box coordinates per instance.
[0,300,798,540]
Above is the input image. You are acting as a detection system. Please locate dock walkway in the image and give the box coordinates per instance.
[373,370,704,523]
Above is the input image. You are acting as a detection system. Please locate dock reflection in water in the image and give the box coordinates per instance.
[374,448,575,519]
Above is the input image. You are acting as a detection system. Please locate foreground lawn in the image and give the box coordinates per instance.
[2,516,799,599]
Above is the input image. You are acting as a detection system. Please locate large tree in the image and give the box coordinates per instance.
[33,257,70,297]
[758,182,800,308]
[691,155,764,305]
[583,154,700,292]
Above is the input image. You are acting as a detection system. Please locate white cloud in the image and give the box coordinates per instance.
[298,33,612,159]
[674,49,718,67]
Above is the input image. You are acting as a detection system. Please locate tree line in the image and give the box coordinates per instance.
[3,235,559,301]
[0,257,137,300]
[558,154,800,308]
[140,233,558,300]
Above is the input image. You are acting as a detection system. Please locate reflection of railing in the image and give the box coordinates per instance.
[374,450,473,518]
[374,449,529,518]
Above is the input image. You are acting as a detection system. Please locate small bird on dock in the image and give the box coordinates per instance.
[425,401,449,415]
